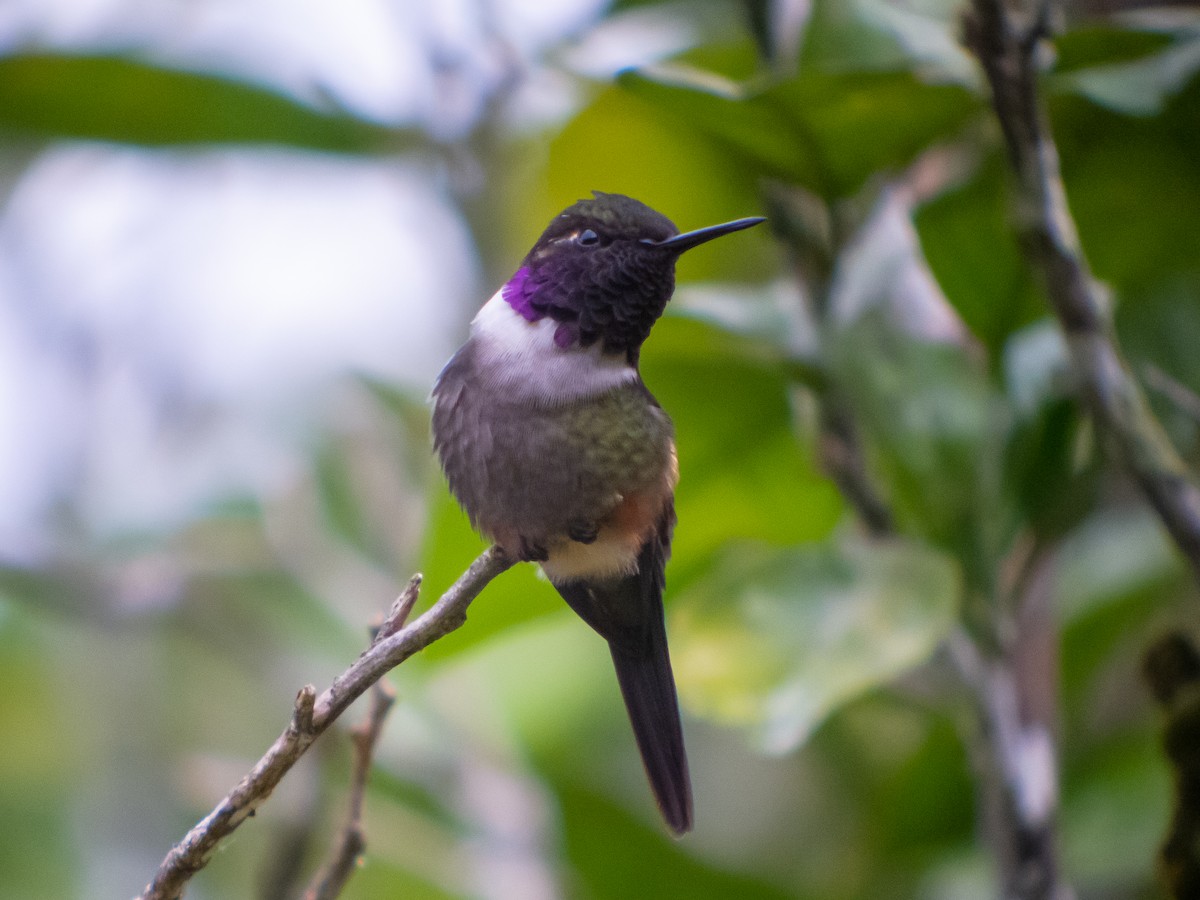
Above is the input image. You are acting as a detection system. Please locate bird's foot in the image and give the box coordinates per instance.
[567,520,600,544]
[518,536,549,562]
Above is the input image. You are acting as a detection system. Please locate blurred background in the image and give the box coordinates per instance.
[2,0,1200,897]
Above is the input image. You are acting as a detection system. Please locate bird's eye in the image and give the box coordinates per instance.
[577,229,600,246]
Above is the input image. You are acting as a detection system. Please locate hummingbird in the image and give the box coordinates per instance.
[431,192,764,834]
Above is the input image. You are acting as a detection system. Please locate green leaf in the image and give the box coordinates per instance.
[802,0,975,84]
[671,536,960,753]
[914,154,1044,354]
[1052,13,1200,116]
[619,65,980,199]
[642,316,844,570]
[1051,78,1200,293]
[1001,321,1098,541]
[829,311,997,576]
[0,53,412,152]
[1053,24,1176,73]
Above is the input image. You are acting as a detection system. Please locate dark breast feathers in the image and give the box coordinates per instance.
[431,341,674,551]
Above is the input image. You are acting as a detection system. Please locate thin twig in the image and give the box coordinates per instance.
[1143,633,1200,898]
[136,546,513,900]
[773,138,1071,897]
[818,400,894,537]
[374,573,424,643]
[964,0,1200,584]
[948,550,1072,900]
[297,574,421,899]
[1144,363,1200,428]
[256,742,328,900]
[301,681,397,900]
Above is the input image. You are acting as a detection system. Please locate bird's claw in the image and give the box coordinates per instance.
[518,536,549,562]
[567,520,600,544]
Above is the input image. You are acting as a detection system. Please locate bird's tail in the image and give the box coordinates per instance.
[553,506,691,835]
[608,620,693,835]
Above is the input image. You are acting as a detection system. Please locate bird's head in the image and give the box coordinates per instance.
[502,192,764,361]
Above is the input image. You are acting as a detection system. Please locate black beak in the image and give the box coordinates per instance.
[646,216,766,253]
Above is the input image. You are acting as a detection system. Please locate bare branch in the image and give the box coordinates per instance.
[375,573,424,642]
[1143,633,1200,898]
[964,0,1200,584]
[949,549,1073,900]
[297,571,420,900]
[302,680,396,900]
[1144,364,1200,428]
[256,743,328,900]
[136,546,513,900]
[818,401,894,538]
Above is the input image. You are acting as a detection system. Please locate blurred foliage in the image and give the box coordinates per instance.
[2,1,1200,899]
[672,535,959,753]
[0,54,411,152]
[619,66,979,199]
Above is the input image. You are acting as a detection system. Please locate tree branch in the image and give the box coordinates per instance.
[1144,632,1200,899]
[771,170,1070,897]
[964,0,1200,585]
[301,680,396,900]
[1144,363,1200,428]
[949,548,1073,900]
[297,576,417,900]
[136,546,513,900]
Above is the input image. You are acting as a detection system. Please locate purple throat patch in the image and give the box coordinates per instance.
[502,266,577,349]
[501,267,539,322]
